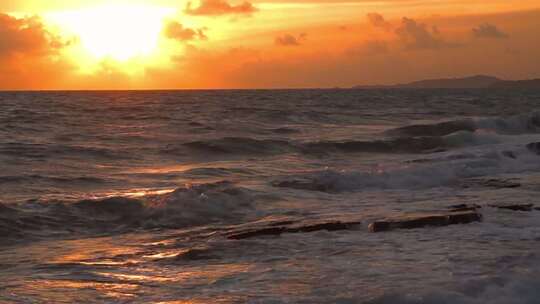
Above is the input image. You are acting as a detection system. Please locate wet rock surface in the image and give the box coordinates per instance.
[501,150,517,159]
[490,203,535,211]
[368,211,482,233]
[448,204,482,212]
[461,178,521,189]
[226,217,362,240]
[526,142,540,154]
[173,248,219,261]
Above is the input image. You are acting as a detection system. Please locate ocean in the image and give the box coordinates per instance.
[1,89,540,303]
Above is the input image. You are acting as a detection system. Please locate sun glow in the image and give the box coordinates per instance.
[49,5,174,61]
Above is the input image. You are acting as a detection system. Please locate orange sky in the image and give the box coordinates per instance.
[1,0,539,90]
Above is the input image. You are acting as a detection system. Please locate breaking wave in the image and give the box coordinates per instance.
[0,181,257,244]
[274,143,540,192]
[304,131,499,154]
[366,266,540,304]
[387,111,540,137]
[163,131,501,158]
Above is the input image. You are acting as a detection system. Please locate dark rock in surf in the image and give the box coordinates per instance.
[461,178,521,189]
[227,219,362,240]
[368,211,482,233]
[448,204,482,212]
[174,248,219,261]
[501,151,517,159]
[489,203,534,211]
[526,142,540,155]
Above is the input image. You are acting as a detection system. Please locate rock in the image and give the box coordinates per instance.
[368,211,482,233]
[501,151,517,159]
[227,219,362,240]
[490,203,534,211]
[174,248,218,261]
[461,178,521,189]
[227,226,287,240]
[526,142,540,155]
[448,204,482,212]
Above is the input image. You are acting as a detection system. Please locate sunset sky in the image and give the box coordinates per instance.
[1,0,539,90]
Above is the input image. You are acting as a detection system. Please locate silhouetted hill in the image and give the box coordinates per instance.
[490,79,540,89]
[354,75,507,89]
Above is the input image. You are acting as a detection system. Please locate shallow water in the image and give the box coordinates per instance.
[1,89,540,303]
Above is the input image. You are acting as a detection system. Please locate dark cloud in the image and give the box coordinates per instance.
[367,13,391,30]
[164,21,207,41]
[275,33,307,46]
[0,13,73,89]
[472,23,508,39]
[184,0,257,16]
[0,13,66,56]
[395,17,456,50]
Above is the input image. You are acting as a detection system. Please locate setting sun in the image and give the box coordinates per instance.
[49,5,173,61]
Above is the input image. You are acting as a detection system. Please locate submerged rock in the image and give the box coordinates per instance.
[227,218,362,240]
[368,211,482,232]
[526,142,540,154]
[461,178,521,189]
[501,150,517,159]
[448,204,482,212]
[490,203,534,211]
[174,248,218,261]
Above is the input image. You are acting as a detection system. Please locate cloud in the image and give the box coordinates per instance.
[367,13,391,30]
[184,0,257,16]
[164,21,207,41]
[275,33,307,46]
[395,17,456,50]
[0,13,66,57]
[154,46,262,88]
[0,13,73,89]
[472,23,509,39]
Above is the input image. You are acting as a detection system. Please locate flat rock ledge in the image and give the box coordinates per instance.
[226,219,362,240]
[460,178,521,189]
[368,211,482,233]
[448,204,482,212]
[526,142,540,154]
[489,203,535,211]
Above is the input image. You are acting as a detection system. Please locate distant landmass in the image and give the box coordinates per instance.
[490,79,540,89]
[353,75,540,89]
